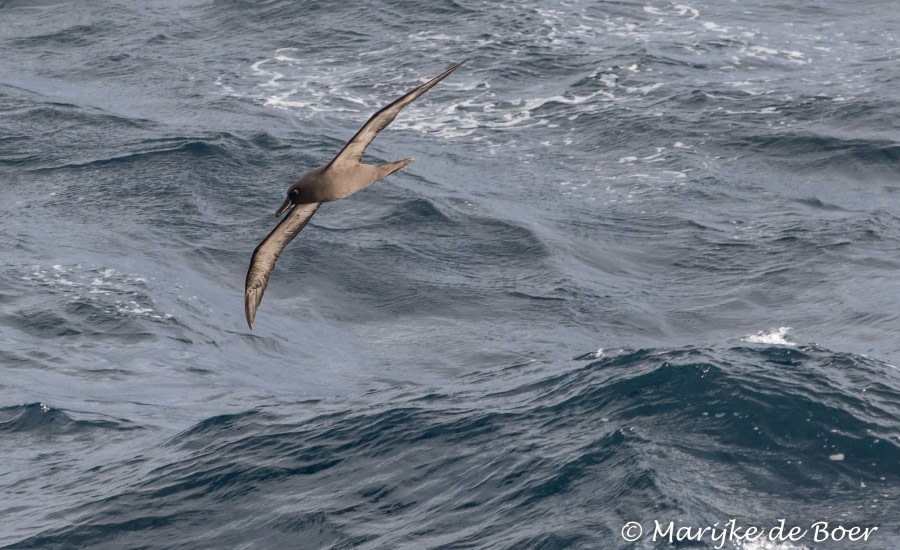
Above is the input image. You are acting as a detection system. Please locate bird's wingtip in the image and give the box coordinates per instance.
[452,58,471,70]
[245,293,256,330]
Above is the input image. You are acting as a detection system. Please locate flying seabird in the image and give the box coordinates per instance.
[245,59,467,329]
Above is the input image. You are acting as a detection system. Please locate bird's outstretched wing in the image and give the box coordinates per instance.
[245,202,322,329]
[325,59,468,169]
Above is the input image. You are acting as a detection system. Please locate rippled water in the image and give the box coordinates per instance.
[1,0,898,548]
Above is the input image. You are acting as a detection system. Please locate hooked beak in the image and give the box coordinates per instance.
[275,197,293,218]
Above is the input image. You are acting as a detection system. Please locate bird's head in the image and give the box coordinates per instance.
[276,185,301,217]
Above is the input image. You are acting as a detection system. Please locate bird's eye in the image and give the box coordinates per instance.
[291,189,299,197]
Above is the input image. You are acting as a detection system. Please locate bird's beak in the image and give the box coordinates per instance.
[275,197,293,218]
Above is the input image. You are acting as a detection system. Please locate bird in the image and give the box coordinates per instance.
[244,59,467,329]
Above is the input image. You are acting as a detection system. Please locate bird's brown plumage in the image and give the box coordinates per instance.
[245,202,321,329]
[244,60,467,329]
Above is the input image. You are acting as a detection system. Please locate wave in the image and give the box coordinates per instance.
[0,403,140,435]
[8,345,897,548]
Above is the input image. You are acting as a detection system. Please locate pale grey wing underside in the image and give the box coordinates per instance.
[245,202,322,329]
[326,59,468,169]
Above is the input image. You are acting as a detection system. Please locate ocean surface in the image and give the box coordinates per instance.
[1,0,899,548]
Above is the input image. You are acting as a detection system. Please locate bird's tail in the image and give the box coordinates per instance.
[377,157,416,179]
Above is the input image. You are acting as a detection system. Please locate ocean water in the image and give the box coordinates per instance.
[1,0,899,548]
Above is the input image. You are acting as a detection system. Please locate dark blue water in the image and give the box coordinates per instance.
[2,1,898,548]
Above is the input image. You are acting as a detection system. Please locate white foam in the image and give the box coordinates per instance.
[750,45,780,57]
[618,147,669,165]
[702,21,729,33]
[217,6,824,161]
[783,50,807,63]
[18,264,172,322]
[220,40,673,148]
[674,4,699,19]
[250,59,285,88]
[599,73,618,88]
[742,539,809,550]
[643,3,700,20]
[623,82,663,95]
[116,300,173,320]
[743,326,795,346]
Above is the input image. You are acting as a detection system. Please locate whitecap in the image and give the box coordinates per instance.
[743,326,796,346]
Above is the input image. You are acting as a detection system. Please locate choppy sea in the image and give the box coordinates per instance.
[2,0,899,548]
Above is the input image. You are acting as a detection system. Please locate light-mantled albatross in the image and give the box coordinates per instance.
[245,60,467,329]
